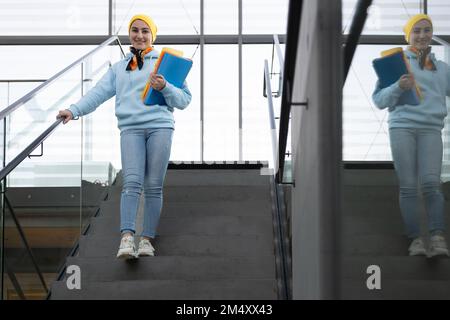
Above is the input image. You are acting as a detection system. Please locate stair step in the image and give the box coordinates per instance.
[164,169,271,186]
[62,255,276,282]
[343,169,397,186]
[50,278,278,300]
[343,200,401,218]
[341,216,404,236]
[341,235,410,256]
[97,200,273,219]
[87,215,274,237]
[340,279,450,300]
[107,186,271,202]
[343,185,398,202]
[78,234,274,258]
[342,255,450,281]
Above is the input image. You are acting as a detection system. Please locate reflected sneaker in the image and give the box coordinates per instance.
[408,237,427,256]
[137,239,155,257]
[428,233,449,257]
[116,235,138,259]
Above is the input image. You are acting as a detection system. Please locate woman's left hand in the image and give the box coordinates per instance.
[150,72,166,91]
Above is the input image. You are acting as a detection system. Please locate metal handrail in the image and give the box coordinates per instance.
[343,0,372,82]
[0,118,63,181]
[0,35,120,120]
[277,0,301,185]
[0,80,47,83]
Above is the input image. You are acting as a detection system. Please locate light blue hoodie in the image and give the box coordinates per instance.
[68,49,192,131]
[372,49,450,130]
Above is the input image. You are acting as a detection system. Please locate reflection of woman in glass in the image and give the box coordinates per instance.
[57,14,192,259]
[373,14,450,257]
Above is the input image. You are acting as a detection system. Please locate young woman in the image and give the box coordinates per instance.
[373,14,450,257]
[57,14,191,259]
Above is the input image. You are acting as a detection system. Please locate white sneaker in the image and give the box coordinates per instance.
[428,234,449,258]
[408,237,427,256]
[137,239,155,257]
[116,235,138,259]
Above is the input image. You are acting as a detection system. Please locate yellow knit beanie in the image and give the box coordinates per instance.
[128,14,158,42]
[403,14,433,43]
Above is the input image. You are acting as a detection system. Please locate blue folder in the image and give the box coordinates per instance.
[372,51,421,105]
[143,53,193,106]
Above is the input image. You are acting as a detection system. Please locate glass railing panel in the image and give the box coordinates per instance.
[79,49,120,231]
[3,200,53,300]
[2,95,83,300]
[243,44,274,163]
[1,40,123,299]
[5,67,82,174]
[282,119,293,184]
[436,39,450,182]
[5,82,44,104]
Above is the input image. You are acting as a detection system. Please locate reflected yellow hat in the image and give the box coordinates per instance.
[403,14,433,43]
[128,14,158,42]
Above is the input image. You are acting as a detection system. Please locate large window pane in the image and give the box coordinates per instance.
[114,0,200,36]
[204,0,238,34]
[342,0,421,34]
[428,0,450,35]
[167,45,201,162]
[204,45,238,161]
[0,46,94,81]
[0,0,108,35]
[243,0,289,34]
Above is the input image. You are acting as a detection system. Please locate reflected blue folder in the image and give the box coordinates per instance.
[143,53,193,106]
[372,50,421,105]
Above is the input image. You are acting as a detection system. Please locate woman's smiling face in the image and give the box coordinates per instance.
[129,19,152,50]
[409,19,433,50]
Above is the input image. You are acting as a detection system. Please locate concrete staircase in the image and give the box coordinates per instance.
[340,168,450,299]
[49,168,279,300]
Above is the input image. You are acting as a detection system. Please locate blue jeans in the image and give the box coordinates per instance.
[119,128,173,238]
[389,128,445,239]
